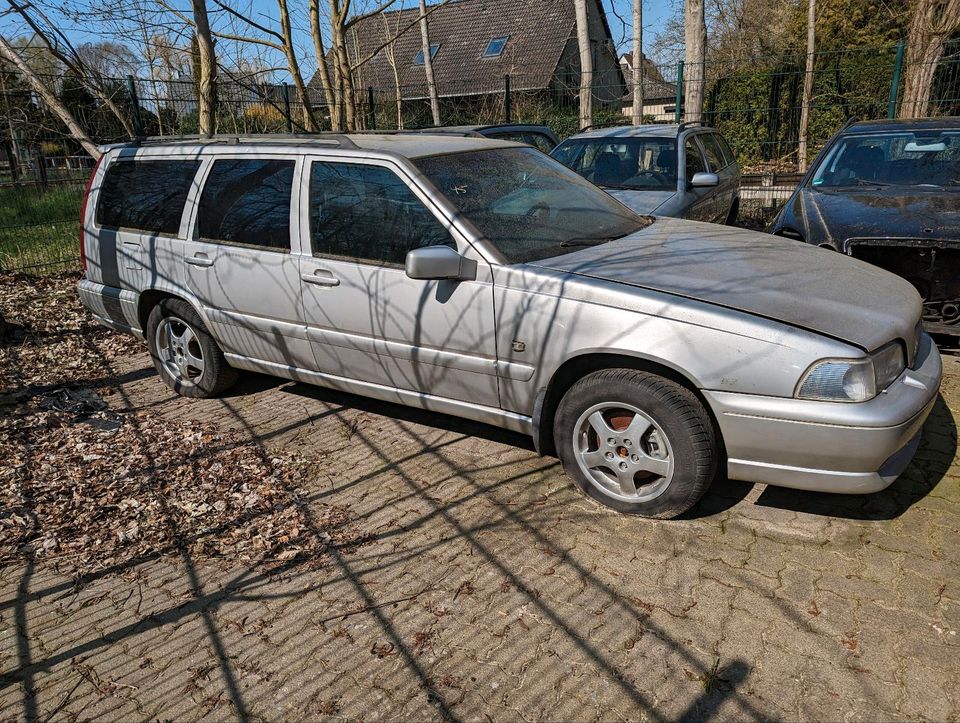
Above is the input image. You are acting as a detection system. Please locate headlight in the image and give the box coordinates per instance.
[796,343,905,402]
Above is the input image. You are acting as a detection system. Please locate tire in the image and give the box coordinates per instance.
[553,369,718,518]
[146,298,238,398]
[725,197,740,226]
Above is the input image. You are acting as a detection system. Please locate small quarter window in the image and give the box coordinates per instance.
[483,36,509,58]
[96,159,200,234]
[310,162,454,266]
[196,159,294,251]
[414,43,440,65]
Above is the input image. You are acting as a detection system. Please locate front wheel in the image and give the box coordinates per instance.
[146,298,238,398]
[553,369,718,518]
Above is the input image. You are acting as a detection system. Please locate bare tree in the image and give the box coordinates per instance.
[309,0,337,129]
[382,11,404,128]
[417,0,440,125]
[683,0,706,122]
[190,0,217,135]
[5,0,136,137]
[574,0,592,130]
[631,0,643,125]
[0,35,99,157]
[899,0,960,118]
[797,0,816,171]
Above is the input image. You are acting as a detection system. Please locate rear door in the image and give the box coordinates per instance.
[681,136,715,222]
[298,156,500,408]
[179,155,312,369]
[89,155,199,293]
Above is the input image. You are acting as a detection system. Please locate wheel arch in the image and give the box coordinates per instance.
[137,287,214,337]
[532,351,724,459]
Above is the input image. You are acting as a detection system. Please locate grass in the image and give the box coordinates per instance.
[0,184,85,274]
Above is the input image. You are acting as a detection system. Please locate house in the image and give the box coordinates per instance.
[309,0,625,108]
[619,52,678,122]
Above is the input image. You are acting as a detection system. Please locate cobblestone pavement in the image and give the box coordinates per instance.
[2,350,959,721]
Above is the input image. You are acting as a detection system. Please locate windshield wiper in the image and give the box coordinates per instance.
[559,237,612,248]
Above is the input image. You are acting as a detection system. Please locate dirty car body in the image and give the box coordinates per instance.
[770,118,960,336]
[78,135,940,516]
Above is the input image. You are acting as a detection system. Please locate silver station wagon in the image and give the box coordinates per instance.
[78,134,942,518]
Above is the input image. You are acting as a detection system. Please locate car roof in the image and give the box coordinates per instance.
[107,133,517,160]
[843,117,960,135]
[566,123,688,140]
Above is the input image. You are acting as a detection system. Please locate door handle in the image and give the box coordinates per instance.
[302,270,340,287]
[185,254,214,268]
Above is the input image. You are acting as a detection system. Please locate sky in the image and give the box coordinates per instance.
[3,0,681,81]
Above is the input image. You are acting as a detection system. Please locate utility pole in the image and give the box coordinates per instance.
[574,0,593,130]
[631,0,644,125]
[798,0,816,172]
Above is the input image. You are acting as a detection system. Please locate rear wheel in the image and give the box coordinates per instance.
[146,299,237,398]
[554,369,718,518]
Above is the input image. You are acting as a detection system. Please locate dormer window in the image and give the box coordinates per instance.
[483,36,509,58]
[414,43,440,65]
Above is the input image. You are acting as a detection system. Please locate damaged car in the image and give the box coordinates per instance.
[769,118,960,336]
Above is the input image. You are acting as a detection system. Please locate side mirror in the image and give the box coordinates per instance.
[405,245,477,281]
[690,171,719,188]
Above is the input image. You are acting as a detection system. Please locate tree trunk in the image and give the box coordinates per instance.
[574,0,593,130]
[899,0,960,119]
[310,0,338,130]
[683,0,706,123]
[631,0,643,125]
[0,36,100,159]
[277,0,317,131]
[418,0,441,126]
[382,13,405,129]
[191,0,218,136]
[797,0,816,172]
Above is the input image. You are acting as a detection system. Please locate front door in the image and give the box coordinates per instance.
[298,157,500,408]
[179,156,312,369]
[682,137,716,222]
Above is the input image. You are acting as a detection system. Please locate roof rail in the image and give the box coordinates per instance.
[129,132,360,149]
[677,120,711,133]
[578,119,635,132]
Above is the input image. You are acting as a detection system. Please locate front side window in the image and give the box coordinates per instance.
[96,159,200,234]
[811,130,960,188]
[196,159,294,250]
[685,139,707,180]
[416,147,650,264]
[700,134,727,171]
[310,162,453,266]
[551,137,678,190]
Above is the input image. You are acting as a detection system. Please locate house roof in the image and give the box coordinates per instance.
[311,0,608,100]
[618,55,676,101]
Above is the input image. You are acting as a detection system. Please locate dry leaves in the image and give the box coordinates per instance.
[1,272,364,573]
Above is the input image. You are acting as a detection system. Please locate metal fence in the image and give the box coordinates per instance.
[1,39,959,273]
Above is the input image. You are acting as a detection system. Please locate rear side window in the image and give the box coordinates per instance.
[716,134,736,166]
[96,159,200,234]
[309,162,453,266]
[197,159,295,250]
[700,134,727,171]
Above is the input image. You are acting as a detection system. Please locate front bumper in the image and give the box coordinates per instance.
[704,333,942,494]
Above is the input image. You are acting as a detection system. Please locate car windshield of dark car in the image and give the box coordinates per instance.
[550,137,678,191]
[811,131,960,189]
[415,147,651,264]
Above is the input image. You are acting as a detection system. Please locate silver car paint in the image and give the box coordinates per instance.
[79,136,941,497]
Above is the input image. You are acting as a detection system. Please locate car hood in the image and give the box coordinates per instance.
[532,217,921,352]
[796,187,960,243]
[606,189,677,215]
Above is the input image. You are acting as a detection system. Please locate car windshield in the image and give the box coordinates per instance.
[811,130,960,189]
[415,147,650,264]
[550,137,678,191]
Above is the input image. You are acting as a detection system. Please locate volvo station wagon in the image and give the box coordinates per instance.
[78,133,941,518]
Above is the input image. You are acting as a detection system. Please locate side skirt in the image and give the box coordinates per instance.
[223,353,534,436]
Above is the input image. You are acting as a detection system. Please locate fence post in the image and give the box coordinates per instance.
[368,86,376,130]
[504,74,511,124]
[126,75,144,138]
[674,61,684,123]
[283,84,293,133]
[888,39,906,119]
